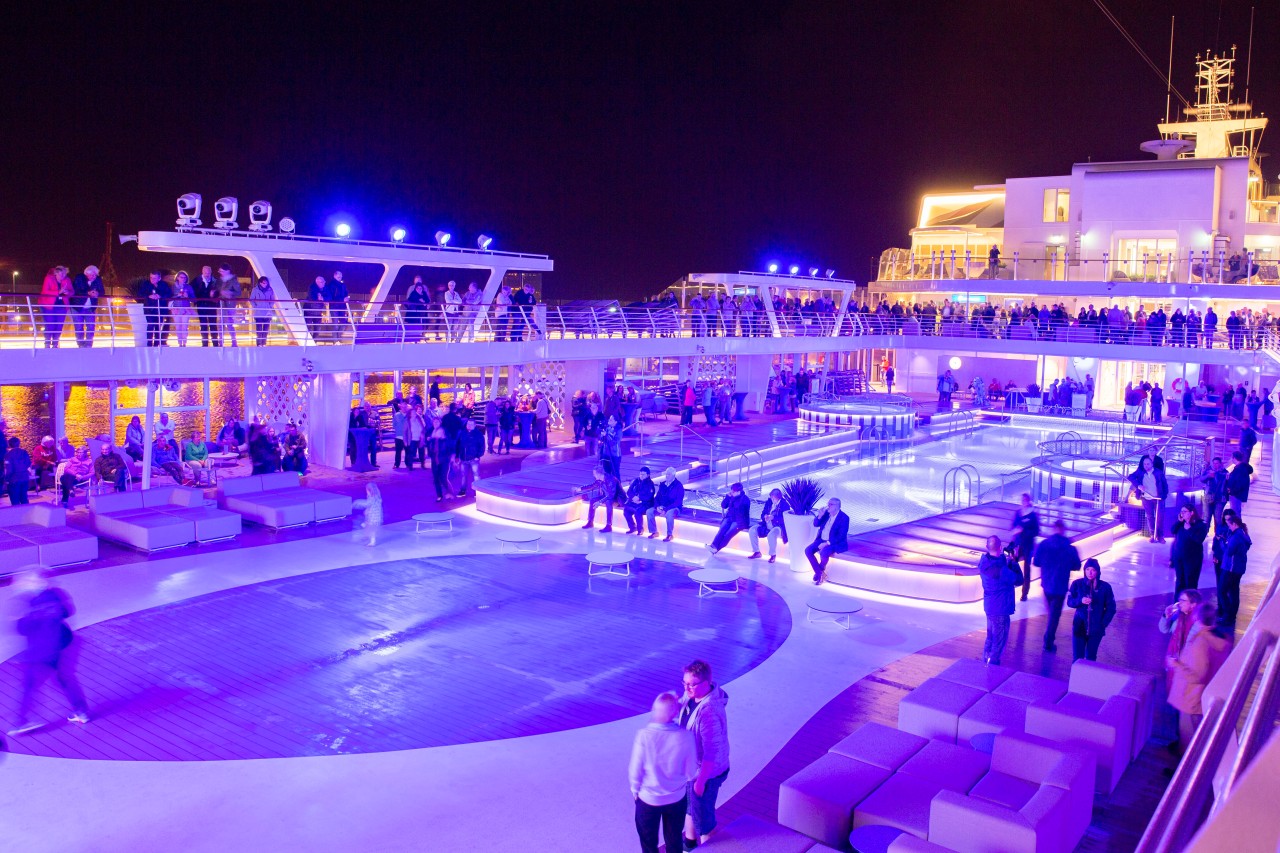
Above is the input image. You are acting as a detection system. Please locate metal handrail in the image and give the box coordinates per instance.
[674,425,715,479]
[1136,630,1276,853]
[1217,634,1280,805]
[942,463,982,509]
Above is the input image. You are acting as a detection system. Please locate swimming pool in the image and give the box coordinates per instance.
[759,423,1117,536]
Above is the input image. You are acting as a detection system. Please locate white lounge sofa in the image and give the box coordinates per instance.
[216,471,352,529]
[90,486,241,551]
[927,732,1096,853]
[0,504,98,569]
[898,678,987,743]
[853,739,992,838]
[1067,660,1156,761]
[1024,667,1139,794]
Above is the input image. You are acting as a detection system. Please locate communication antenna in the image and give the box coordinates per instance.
[1091,0,1191,110]
[1164,16,1175,124]
[99,221,120,295]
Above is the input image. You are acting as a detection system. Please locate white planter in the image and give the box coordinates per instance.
[1027,398,1042,413]
[783,511,816,573]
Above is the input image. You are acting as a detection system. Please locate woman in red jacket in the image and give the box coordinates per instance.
[38,266,73,348]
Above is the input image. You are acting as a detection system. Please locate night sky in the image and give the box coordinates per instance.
[3,1,1275,299]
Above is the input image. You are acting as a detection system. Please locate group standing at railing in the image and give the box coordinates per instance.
[853,298,1276,349]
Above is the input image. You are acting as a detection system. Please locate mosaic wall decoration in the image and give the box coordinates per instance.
[514,360,566,428]
[689,355,737,386]
[250,375,313,432]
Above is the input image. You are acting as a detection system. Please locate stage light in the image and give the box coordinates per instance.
[435,230,452,247]
[248,200,273,231]
[949,356,962,370]
[335,222,352,238]
[808,267,819,277]
[213,197,239,230]
[391,226,407,243]
[176,193,202,228]
[477,234,493,250]
[767,262,779,273]
[279,217,296,234]
[788,265,800,275]
[825,269,836,278]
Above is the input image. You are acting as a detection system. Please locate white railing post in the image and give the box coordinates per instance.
[1217,250,1226,284]
[1012,251,1019,280]
[1102,252,1110,281]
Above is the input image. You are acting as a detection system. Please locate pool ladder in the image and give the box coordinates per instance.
[943,463,982,510]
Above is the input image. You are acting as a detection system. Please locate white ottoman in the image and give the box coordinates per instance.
[853,741,990,838]
[898,678,986,743]
[935,658,1017,692]
[778,753,891,847]
[829,722,928,771]
[957,692,1030,741]
[993,672,1068,705]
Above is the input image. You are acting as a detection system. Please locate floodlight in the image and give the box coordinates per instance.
[788,265,800,275]
[391,226,407,243]
[176,193,202,228]
[825,269,836,278]
[335,222,352,238]
[248,200,273,231]
[435,230,452,247]
[808,267,819,277]
[213,197,239,229]
[767,262,779,273]
[279,217,296,234]
[477,234,493,250]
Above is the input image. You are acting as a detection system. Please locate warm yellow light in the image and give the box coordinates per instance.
[917,191,1005,229]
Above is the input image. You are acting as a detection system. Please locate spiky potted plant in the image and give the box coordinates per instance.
[781,477,825,572]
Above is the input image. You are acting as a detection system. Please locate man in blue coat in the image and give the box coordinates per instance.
[709,483,751,553]
[1033,520,1081,653]
[807,498,850,585]
[980,535,1024,666]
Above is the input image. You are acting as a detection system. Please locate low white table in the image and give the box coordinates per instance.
[498,532,541,553]
[690,568,740,597]
[413,512,454,534]
[807,593,864,629]
[586,550,632,577]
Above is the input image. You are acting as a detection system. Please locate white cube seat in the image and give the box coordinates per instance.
[935,659,1017,692]
[957,693,1029,741]
[899,678,986,743]
[1068,660,1155,760]
[993,672,1068,705]
[1025,691,1135,794]
[829,722,928,770]
[778,753,890,847]
[855,740,990,838]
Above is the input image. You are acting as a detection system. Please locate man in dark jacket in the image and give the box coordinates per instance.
[137,270,172,347]
[749,488,789,563]
[1226,451,1253,517]
[623,466,657,535]
[709,483,751,553]
[1200,457,1228,532]
[1239,424,1258,464]
[980,535,1023,665]
[193,265,219,346]
[70,264,103,348]
[807,498,850,585]
[8,571,90,735]
[653,468,684,541]
[1067,558,1116,661]
[1033,520,1081,652]
[578,466,623,531]
[323,271,350,326]
[5,437,32,505]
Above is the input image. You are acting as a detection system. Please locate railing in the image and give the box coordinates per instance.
[0,295,856,349]
[942,463,981,510]
[848,310,1271,351]
[674,425,715,481]
[5,291,1279,356]
[875,248,1280,287]
[719,449,764,495]
[1136,628,1278,852]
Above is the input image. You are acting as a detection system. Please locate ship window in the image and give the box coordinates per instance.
[1042,189,1069,222]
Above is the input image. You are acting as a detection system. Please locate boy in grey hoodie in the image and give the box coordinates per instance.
[678,659,730,849]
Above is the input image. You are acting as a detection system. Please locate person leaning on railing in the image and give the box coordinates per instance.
[249,276,275,346]
[170,271,196,347]
[70,265,102,349]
